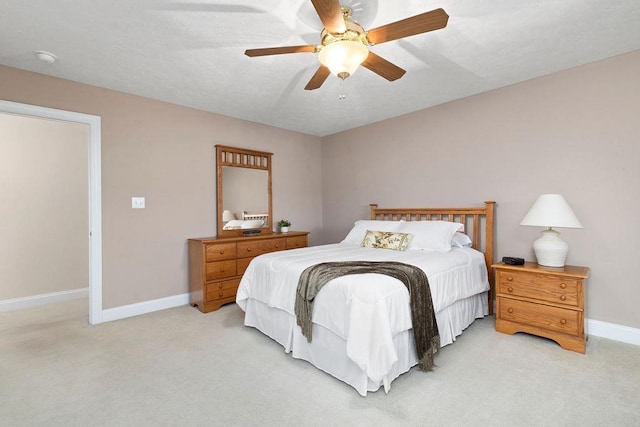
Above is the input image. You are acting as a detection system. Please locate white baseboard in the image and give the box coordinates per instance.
[101,293,190,323]
[587,318,640,347]
[0,288,89,312]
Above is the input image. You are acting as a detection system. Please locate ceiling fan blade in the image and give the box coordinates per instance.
[304,65,331,90]
[311,0,346,34]
[245,45,316,57]
[361,52,406,81]
[366,8,449,45]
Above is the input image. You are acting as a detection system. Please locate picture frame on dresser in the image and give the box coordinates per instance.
[492,261,590,353]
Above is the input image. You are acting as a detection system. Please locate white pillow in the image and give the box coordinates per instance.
[397,221,463,252]
[341,220,402,245]
[222,219,244,230]
[451,232,473,248]
[241,219,265,229]
[222,219,264,230]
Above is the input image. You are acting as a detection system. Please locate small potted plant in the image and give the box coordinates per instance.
[277,219,291,233]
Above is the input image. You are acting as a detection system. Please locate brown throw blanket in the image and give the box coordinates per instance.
[295,261,440,371]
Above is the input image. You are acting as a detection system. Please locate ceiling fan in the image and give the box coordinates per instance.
[244,0,449,90]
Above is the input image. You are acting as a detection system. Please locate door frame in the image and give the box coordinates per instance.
[0,100,103,324]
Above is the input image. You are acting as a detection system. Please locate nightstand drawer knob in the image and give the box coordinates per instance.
[507,276,513,282]
[275,244,280,248]
[560,319,566,325]
[560,283,566,289]
[219,292,224,298]
[219,268,225,273]
[507,287,513,293]
[507,308,514,314]
[218,283,223,289]
[219,250,225,255]
[246,248,252,252]
[560,295,566,301]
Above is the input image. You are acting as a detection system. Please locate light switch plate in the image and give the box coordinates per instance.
[131,197,145,209]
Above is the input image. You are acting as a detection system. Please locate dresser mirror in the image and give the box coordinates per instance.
[216,145,273,237]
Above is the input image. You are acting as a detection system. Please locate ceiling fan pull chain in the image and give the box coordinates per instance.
[338,77,347,100]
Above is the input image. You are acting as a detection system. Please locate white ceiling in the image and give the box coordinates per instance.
[1,1,639,136]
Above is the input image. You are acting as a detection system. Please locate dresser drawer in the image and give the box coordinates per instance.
[237,238,286,258]
[497,271,579,307]
[205,278,240,302]
[205,243,236,262]
[205,259,236,281]
[286,235,307,249]
[498,297,580,336]
[237,257,253,276]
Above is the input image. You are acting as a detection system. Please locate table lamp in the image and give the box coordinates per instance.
[520,194,583,267]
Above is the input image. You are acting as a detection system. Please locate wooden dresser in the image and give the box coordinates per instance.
[493,262,589,353]
[188,231,309,313]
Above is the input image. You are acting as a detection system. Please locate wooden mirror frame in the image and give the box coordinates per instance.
[216,145,273,237]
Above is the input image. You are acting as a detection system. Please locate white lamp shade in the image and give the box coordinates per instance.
[521,194,582,267]
[222,210,236,222]
[318,40,369,77]
[520,194,583,228]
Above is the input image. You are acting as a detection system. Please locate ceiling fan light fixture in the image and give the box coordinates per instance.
[318,40,369,79]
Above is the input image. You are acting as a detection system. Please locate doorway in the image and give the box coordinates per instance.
[0,100,103,324]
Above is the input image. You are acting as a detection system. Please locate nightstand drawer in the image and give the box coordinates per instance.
[497,271,579,307]
[205,243,236,262]
[205,260,237,281]
[205,278,240,302]
[237,238,286,258]
[499,298,579,336]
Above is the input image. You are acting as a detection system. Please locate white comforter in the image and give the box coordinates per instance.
[236,243,489,383]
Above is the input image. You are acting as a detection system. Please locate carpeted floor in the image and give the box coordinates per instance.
[1,299,639,426]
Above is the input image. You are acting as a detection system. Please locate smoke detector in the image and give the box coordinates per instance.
[35,50,57,64]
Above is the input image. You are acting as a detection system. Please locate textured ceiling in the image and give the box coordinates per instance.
[1,1,639,136]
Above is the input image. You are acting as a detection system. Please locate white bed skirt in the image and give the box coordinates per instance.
[242,292,488,396]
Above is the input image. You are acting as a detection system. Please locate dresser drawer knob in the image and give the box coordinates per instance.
[246,248,251,252]
[219,250,225,255]
[507,276,513,282]
[507,308,514,314]
[219,268,225,273]
[507,287,513,293]
[218,283,223,289]
[560,295,566,301]
[219,292,224,298]
[275,244,280,248]
[560,283,566,289]
[560,319,566,325]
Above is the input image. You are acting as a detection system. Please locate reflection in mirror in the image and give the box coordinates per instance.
[216,145,273,237]
[222,166,269,226]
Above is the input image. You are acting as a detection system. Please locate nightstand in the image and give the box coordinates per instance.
[492,262,589,353]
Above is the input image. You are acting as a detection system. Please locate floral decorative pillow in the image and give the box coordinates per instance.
[361,230,413,251]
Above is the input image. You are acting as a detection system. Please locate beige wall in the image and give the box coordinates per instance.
[0,113,88,299]
[0,65,323,309]
[322,50,640,329]
[2,48,638,329]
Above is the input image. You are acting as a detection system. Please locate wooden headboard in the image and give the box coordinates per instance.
[369,201,496,314]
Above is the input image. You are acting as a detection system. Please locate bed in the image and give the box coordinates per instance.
[236,202,495,396]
